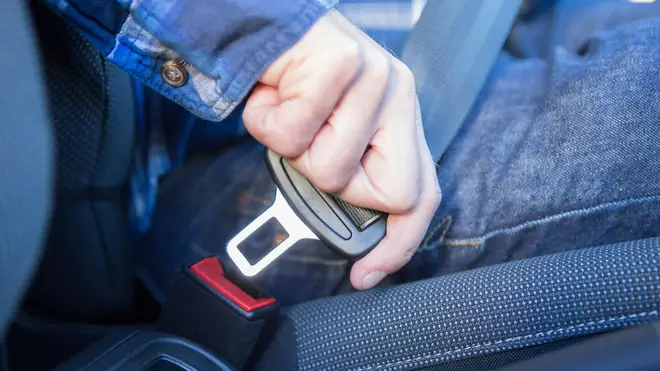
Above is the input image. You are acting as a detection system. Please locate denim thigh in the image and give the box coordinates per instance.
[138,4,660,305]
[404,17,660,280]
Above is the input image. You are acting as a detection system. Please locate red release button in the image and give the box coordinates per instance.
[190,258,276,312]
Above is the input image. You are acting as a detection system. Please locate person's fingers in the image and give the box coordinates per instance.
[350,100,441,290]
[297,11,422,213]
[336,60,422,214]
[243,28,362,159]
[289,49,391,193]
[243,84,316,158]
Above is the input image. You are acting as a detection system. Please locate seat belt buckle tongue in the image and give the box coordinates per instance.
[226,149,388,277]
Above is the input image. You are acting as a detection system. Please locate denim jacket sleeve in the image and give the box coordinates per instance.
[43,0,337,121]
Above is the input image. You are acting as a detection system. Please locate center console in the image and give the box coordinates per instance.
[54,330,234,370]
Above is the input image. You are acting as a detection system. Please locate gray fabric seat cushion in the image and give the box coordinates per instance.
[280,237,660,370]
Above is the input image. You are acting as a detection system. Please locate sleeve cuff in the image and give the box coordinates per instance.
[108,0,337,121]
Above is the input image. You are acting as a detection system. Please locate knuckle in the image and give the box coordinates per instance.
[425,169,442,210]
[307,165,349,194]
[387,246,416,272]
[368,54,391,91]
[241,110,262,134]
[271,132,310,159]
[315,177,347,194]
[256,116,315,159]
[336,39,362,77]
[428,184,442,210]
[394,59,414,80]
[387,185,419,213]
[396,63,416,96]
[401,246,417,265]
[279,142,308,159]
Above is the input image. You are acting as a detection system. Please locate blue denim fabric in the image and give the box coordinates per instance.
[404,0,660,281]
[42,0,334,121]
[140,0,660,305]
[41,0,335,233]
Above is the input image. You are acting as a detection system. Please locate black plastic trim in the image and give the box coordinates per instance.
[184,263,278,321]
[54,330,234,371]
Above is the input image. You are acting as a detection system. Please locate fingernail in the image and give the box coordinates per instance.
[362,271,386,290]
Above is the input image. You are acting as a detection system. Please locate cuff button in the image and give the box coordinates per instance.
[161,59,188,87]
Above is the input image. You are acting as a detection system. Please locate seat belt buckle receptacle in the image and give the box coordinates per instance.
[189,257,277,319]
[157,257,278,369]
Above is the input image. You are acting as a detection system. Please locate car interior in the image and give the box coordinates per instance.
[1,0,659,370]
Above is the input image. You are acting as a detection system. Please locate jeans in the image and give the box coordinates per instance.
[138,0,660,305]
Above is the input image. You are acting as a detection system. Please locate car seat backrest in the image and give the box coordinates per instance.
[0,0,53,334]
[24,3,136,322]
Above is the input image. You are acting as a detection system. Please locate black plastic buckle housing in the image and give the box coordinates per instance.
[157,257,278,370]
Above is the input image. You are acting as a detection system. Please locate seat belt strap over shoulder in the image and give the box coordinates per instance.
[402,0,523,162]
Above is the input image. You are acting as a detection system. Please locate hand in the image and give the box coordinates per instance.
[243,9,441,290]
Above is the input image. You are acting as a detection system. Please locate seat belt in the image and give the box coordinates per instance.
[401,0,523,161]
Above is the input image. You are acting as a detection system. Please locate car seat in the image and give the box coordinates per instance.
[0,0,53,337]
[22,0,137,323]
[1,0,660,370]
